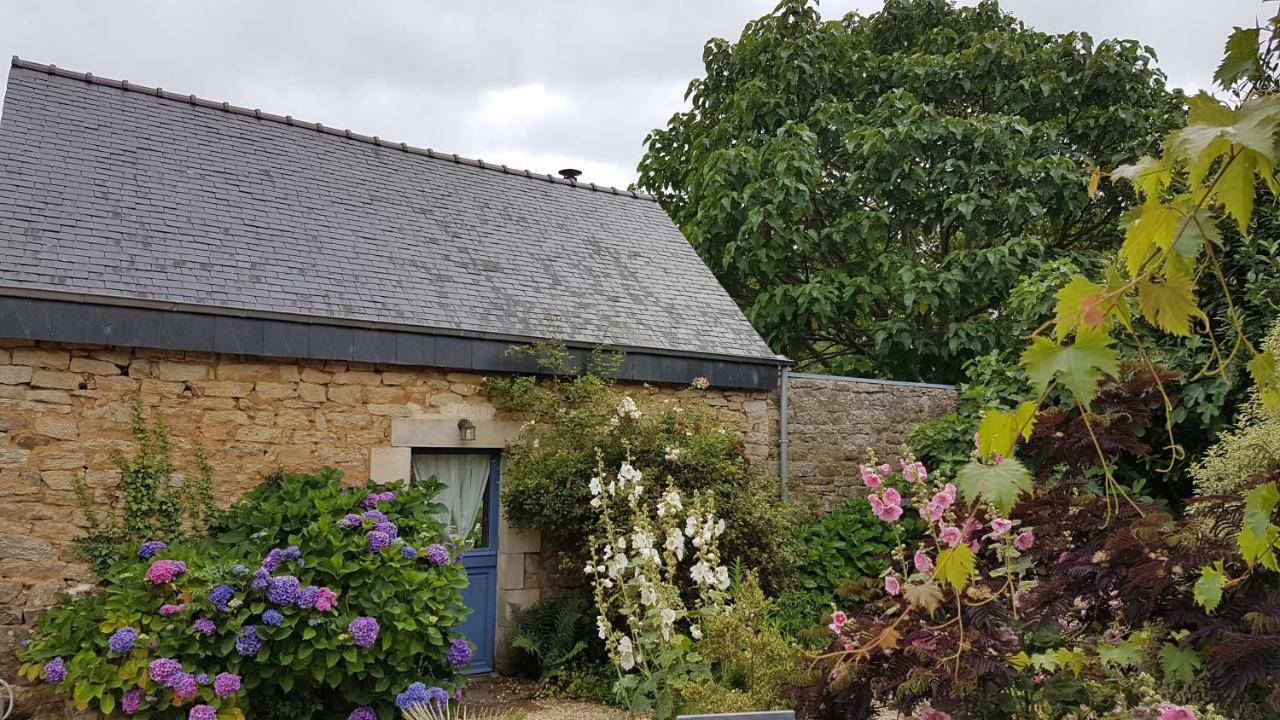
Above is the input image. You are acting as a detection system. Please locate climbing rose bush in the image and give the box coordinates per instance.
[19,469,474,720]
[586,458,730,720]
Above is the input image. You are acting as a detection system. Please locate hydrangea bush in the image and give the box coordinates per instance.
[585,458,731,720]
[19,469,474,720]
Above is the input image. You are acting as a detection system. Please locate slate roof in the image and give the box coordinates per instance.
[0,58,780,363]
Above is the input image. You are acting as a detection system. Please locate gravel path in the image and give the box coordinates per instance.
[465,676,621,720]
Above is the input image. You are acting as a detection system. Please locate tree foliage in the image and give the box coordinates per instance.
[638,0,1181,381]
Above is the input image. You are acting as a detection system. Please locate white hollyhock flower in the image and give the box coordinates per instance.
[664,446,682,461]
[617,635,635,670]
[618,462,642,484]
[689,624,703,640]
[714,565,731,591]
[690,561,714,586]
[589,476,603,496]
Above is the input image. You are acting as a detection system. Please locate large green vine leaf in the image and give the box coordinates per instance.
[957,458,1032,515]
[1020,327,1119,407]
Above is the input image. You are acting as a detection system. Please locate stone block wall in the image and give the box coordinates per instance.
[784,374,957,510]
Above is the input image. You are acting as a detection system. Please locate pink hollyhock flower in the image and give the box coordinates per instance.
[859,465,882,488]
[1014,531,1036,551]
[923,500,945,523]
[941,483,956,503]
[878,463,892,475]
[884,576,901,596]
[989,517,1013,538]
[869,493,903,522]
[1157,705,1197,720]
[939,525,963,547]
[913,551,934,574]
[883,487,901,505]
[828,610,847,635]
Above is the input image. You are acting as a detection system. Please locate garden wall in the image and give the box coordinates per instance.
[783,373,957,510]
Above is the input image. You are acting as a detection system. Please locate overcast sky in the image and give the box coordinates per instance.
[0,1,1264,189]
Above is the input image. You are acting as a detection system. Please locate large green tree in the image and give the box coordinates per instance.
[638,0,1183,382]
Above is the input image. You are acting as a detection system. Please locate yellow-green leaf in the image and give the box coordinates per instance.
[1020,327,1119,407]
[1055,647,1090,677]
[1248,351,1280,412]
[1111,155,1170,201]
[1054,276,1112,338]
[1214,149,1257,234]
[957,458,1033,515]
[976,401,1038,459]
[1137,273,1203,336]
[934,543,976,593]
[1194,562,1225,612]
[1244,481,1279,536]
[1119,203,1181,277]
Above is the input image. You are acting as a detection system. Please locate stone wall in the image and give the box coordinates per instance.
[0,340,775,717]
[784,373,957,510]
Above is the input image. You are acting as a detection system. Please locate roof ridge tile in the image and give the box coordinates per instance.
[9,56,655,202]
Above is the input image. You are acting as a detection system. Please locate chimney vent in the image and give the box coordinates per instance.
[558,168,582,181]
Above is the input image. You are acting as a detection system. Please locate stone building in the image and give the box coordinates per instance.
[0,57,954,712]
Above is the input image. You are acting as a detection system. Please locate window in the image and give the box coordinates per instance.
[410,452,494,550]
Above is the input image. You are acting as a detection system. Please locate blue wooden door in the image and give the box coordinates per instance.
[455,453,499,674]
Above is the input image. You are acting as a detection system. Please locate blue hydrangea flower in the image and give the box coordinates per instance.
[348,616,379,648]
[423,543,450,566]
[447,639,472,667]
[195,673,210,685]
[281,546,301,561]
[340,513,363,528]
[395,683,448,712]
[366,530,392,553]
[251,568,271,590]
[374,520,398,538]
[266,575,300,605]
[261,548,284,573]
[362,509,387,523]
[401,546,418,559]
[295,586,319,609]
[262,609,284,626]
[235,626,262,657]
[107,627,138,654]
[209,584,236,613]
[231,564,248,576]
[137,540,167,559]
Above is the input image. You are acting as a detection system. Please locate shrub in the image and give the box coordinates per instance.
[74,398,218,578]
[19,469,473,720]
[793,495,922,599]
[673,572,809,716]
[486,344,798,590]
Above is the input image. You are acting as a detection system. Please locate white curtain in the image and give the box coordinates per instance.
[411,454,490,542]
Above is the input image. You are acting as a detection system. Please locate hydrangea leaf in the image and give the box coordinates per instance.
[1137,273,1203,337]
[903,580,943,616]
[976,401,1038,459]
[1194,562,1225,612]
[1020,327,1119,407]
[957,458,1032,515]
[934,543,976,593]
[1160,643,1202,684]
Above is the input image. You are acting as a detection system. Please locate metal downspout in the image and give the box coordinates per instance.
[779,365,790,500]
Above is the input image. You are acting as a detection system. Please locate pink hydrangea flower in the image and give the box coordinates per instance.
[1014,531,1035,551]
[989,517,1013,538]
[144,560,188,584]
[914,551,934,574]
[939,525,963,547]
[884,576,901,596]
[159,603,186,616]
[1157,705,1197,720]
[828,610,847,635]
[313,586,338,612]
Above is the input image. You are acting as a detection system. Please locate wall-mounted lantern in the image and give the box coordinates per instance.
[457,418,476,442]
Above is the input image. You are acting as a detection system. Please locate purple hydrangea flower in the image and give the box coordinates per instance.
[348,707,377,720]
[251,568,271,590]
[366,530,392,553]
[423,543,450,566]
[213,671,241,698]
[362,491,396,508]
[159,603,186,617]
[144,559,188,584]
[374,520,398,538]
[295,586,319,609]
[148,658,182,685]
[261,548,284,573]
[266,575,300,605]
[209,584,236,612]
[43,657,65,684]
[362,509,387,523]
[231,563,248,576]
[108,627,138,654]
[137,540,167,559]
[341,513,363,528]
[122,688,142,715]
[281,545,301,561]
[195,673,210,685]
[170,671,197,695]
[188,704,217,720]
[235,626,262,657]
[348,616,379,648]
[262,609,284,626]
[395,682,448,712]
[192,618,216,635]
[447,638,473,667]
[401,545,418,559]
